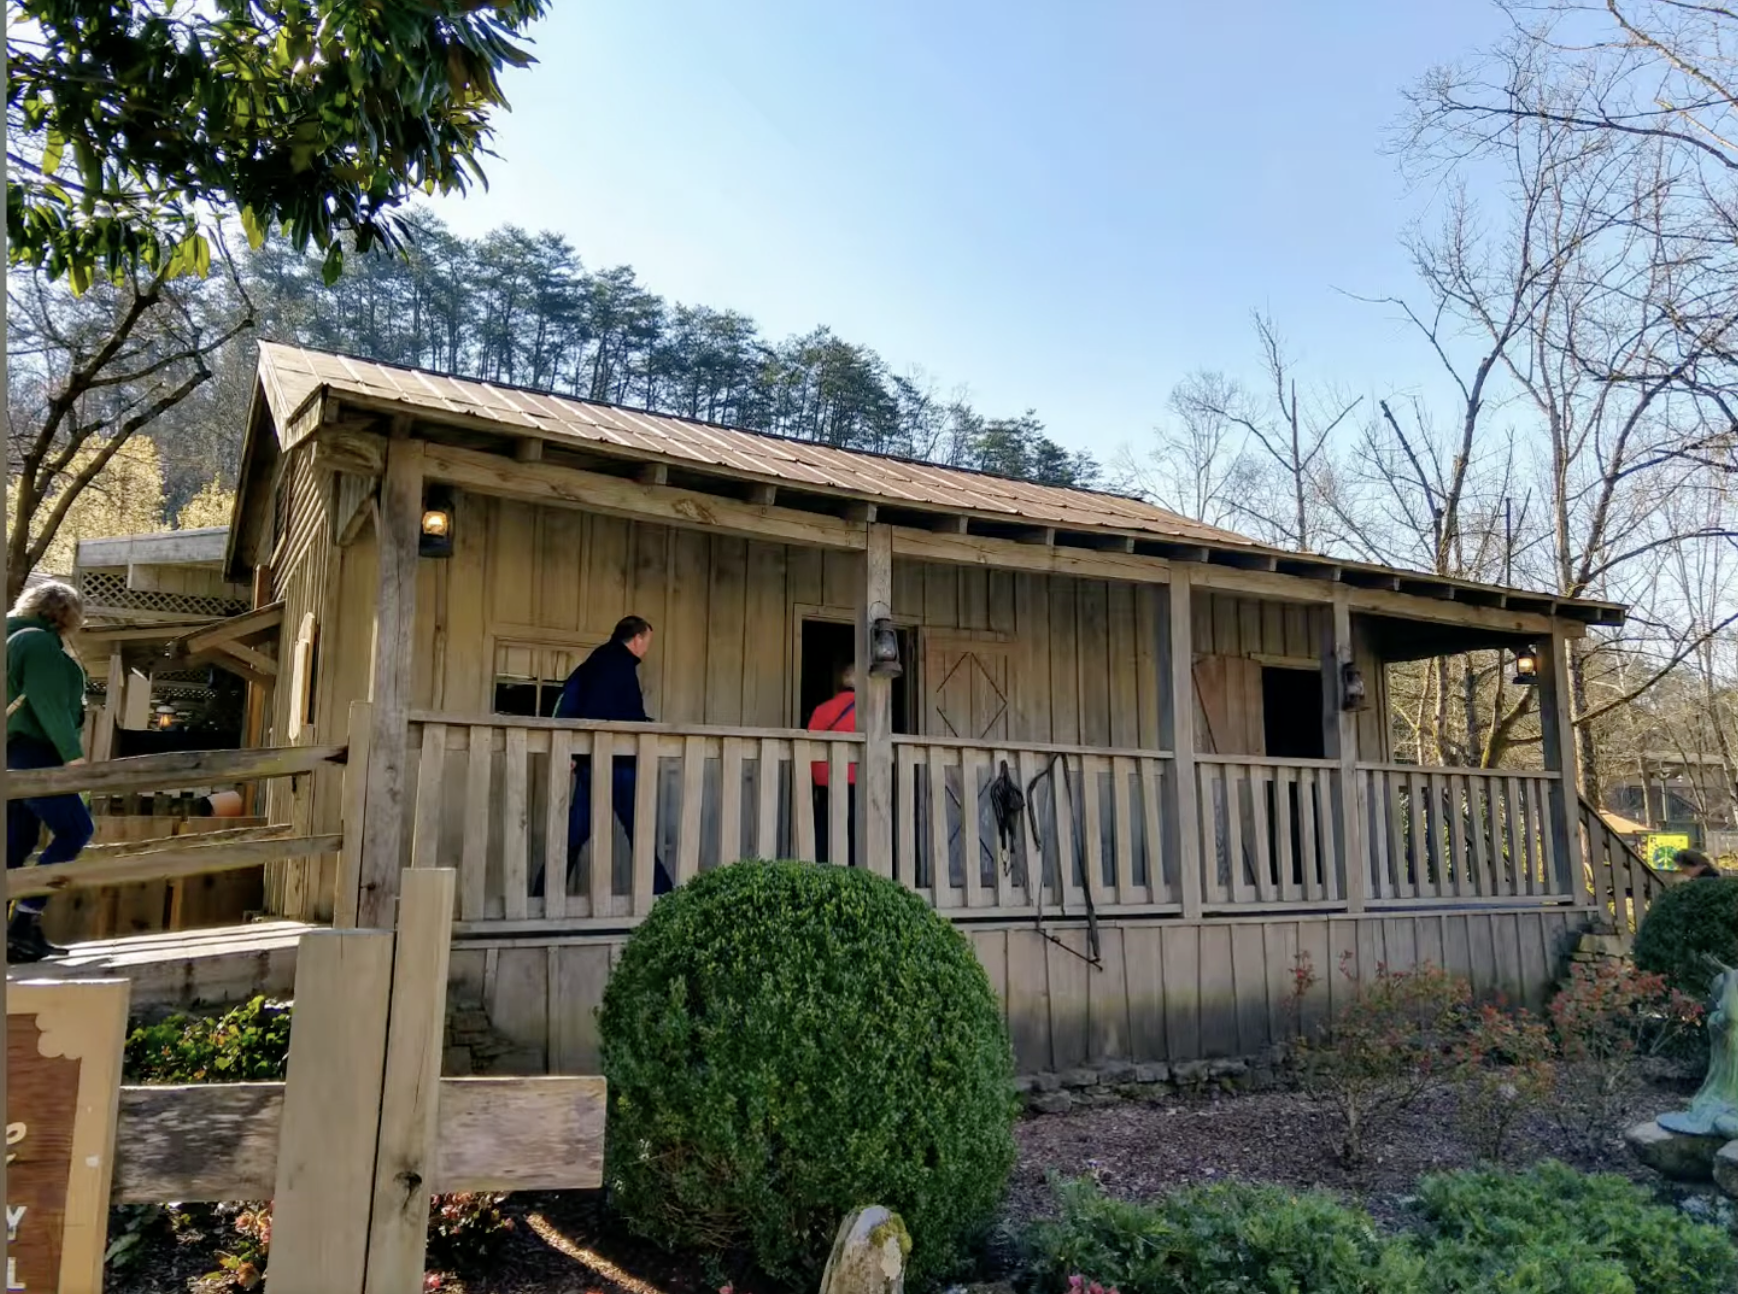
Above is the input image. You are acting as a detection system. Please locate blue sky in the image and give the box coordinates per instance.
[430,0,1512,462]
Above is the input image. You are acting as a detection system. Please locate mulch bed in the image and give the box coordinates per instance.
[107,1070,1700,1294]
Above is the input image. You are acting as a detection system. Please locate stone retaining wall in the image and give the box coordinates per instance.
[1015,1047,1288,1116]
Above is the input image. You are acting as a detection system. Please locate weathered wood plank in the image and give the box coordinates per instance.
[7,743,348,800]
[460,727,493,922]
[366,869,456,1290]
[544,729,572,919]
[677,734,706,883]
[632,732,659,913]
[9,833,343,899]
[502,726,530,920]
[270,930,394,1293]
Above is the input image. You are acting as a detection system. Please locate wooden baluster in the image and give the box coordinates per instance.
[1299,768,1322,902]
[1248,764,1275,903]
[677,734,706,884]
[1113,755,1139,907]
[1140,758,1167,905]
[928,745,953,906]
[1532,777,1558,896]
[896,744,918,890]
[1226,765,1251,906]
[590,730,615,914]
[1054,754,1081,911]
[829,739,851,867]
[961,748,985,909]
[793,739,818,862]
[411,723,446,870]
[1080,754,1106,911]
[501,726,530,920]
[460,726,493,921]
[631,733,659,914]
[1274,765,1297,903]
[756,738,782,860]
[544,729,571,918]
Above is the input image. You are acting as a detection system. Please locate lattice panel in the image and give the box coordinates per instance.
[81,571,249,619]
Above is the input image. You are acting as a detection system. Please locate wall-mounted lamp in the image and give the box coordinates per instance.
[868,603,902,679]
[1340,660,1367,712]
[1512,644,1539,686]
[420,484,455,558]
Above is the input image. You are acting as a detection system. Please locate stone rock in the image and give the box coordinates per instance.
[1098,1061,1138,1085]
[1209,1059,1250,1081]
[1013,1075,1037,1095]
[1171,1060,1211,1086]
[1625,1119,1725,1182]
[819,1206,908,1294]
[1714,1142,1738,1199]
[1133,1062,1171,1085]
[1060,1067,1100,1090]
[1029,1091,1074,1116]
[1029,1071,1062,1093]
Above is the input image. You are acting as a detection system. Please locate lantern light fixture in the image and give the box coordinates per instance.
[1340,660,1366,712]
[1512,644,1539,686]
[868,603,902,679]
[420,484,455,558]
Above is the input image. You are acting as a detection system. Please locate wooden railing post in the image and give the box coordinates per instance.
[359,434,425,928]
[1538,630,1590,904]
[1164,572,1203,920]
[1325,591,1367,913]
[336,699,375,927]
[858,523,895,877]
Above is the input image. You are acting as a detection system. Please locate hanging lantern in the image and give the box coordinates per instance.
[1512,644,1539,686]
[420,484,455,558]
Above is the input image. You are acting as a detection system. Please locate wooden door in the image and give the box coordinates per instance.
[920,636,1012,893]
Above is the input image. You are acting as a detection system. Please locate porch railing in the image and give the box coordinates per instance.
[892,737,1178,917]
[1196,755,1345,910]
[405,713,862,926]
[1358,764,1571,905]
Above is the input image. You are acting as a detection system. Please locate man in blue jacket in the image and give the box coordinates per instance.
[552,615,672,896]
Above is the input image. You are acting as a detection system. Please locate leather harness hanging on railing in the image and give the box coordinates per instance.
[985,754,1101,969]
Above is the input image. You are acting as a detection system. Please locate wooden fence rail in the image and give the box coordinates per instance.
[1580,797,1667,936]
[5,742,347,800]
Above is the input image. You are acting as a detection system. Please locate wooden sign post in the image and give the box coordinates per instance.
[6,980,130,1294]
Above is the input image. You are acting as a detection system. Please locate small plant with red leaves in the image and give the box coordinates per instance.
[1066,1275,1123,1294]
[1548,959,1703,1146]
[1290,951,1473,1165]
[1452,1003,1555,1164]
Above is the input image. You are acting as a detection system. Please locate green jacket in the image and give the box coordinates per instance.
[7,614,86,764]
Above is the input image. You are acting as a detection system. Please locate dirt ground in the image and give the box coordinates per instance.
[107,1071,1697,1294]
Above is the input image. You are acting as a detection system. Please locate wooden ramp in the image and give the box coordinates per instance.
[7,920,313,1010]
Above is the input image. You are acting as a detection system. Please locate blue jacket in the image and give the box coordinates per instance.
[554,639,650,723]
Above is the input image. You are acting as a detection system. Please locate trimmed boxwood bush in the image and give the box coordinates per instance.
[1029,1177,1427,1294]
[1407,1160,1738,1294]
[1634,875,1738,1001]
[597,860,1017,1284]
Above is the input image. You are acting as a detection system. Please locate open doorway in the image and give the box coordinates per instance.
[1262,666,1325,759]
[798,619,913,733]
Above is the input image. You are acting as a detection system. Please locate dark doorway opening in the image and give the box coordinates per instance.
[1262,666,1326,759]
[798,619,914,733]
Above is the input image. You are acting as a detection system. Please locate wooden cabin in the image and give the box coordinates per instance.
[222,342,1642,1076]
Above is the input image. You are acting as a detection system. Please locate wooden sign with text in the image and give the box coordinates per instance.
[7,981,130,1294]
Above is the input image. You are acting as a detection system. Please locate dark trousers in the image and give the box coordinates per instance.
[7,736,94,915]
[568,757,671,896]
[811,783,858,867]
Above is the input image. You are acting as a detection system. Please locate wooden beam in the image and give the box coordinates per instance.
[311,433,386,478]
[211,638,279,679]
[337,486,377,548]
[636,462,668,487]
[846,502,877,524]
[422,441,867,552]
[270,931,394,1293]
[1539,633,1588,903]
[514,437,544,463]
[5,743,347,800]
[78,823,293,860]
[747,482,778,506]
[1166,571,1203,920]
[110,1076,606,1204]
[9,834,343,899]
[359,438,425,928]
[174,602,286,657]
[1325,590,1367,914]
[858,524,894,878]
[366,869,456,1289]
[893,527,1171,584]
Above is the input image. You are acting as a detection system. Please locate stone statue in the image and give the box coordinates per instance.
[1660,962,1738,1139]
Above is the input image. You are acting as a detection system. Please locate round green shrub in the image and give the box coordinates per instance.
[1634,875,1738,1001]
[597,860,1017,1285]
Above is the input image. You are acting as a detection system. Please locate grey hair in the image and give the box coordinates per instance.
[12,580,85,634]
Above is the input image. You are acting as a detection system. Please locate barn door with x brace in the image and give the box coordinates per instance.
[919,634,1012,895]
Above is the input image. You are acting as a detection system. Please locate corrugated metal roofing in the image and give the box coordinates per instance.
[256,342,1259,547]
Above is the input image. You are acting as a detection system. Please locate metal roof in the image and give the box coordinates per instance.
[249,343,1626,623]
[256,342,1257,546]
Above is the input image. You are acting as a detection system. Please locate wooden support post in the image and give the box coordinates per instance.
[1538,630,1588,903]
[359,436,425,928]
[857,523,894,877]
[1164,572,1203,920]
[336,699,375,927]
[93,648,122,761]
[268,928,395,1294]
[365,868,456,1291]
[1326,590,1368,913]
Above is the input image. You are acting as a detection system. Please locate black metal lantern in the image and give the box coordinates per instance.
[420,484,455,558]
[1512,644,1539,686]
[1340,660,1366,712]
[868,604,902,679]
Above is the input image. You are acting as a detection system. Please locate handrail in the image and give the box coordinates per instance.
[6,744,348,801]
[1581,794,1670,889]
[406,712,863,743]
[8,832,342,899]
[5,744,348,800]
[1355,761,1560,779]
[891,734,1174,761]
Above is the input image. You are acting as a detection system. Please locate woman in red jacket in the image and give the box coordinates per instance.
[807,664,856,865]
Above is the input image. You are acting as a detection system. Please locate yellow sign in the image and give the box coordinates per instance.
[1645,833,1693,869]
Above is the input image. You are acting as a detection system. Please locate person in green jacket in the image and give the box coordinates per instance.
[7,579,93,961]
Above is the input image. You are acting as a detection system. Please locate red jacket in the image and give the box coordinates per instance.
[808,689,857,786]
